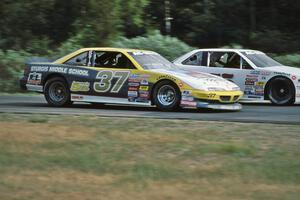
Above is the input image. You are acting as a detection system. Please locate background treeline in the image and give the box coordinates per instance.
[0,0,300,92]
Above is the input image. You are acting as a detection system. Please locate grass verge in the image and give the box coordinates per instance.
[0,114,299,200]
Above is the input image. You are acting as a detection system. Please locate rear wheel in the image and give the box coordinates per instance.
[153,80,181,111]
[267,77,295,105]
[44,77,72,106]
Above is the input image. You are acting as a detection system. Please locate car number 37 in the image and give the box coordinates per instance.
[93,70,130,93]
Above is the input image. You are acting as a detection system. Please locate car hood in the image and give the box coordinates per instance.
[150,68,240,91]
[264,66,300,76]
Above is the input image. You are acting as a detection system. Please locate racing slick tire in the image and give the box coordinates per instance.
[44,77,72,107]
[153,80,181,111]
[267,77,295,106]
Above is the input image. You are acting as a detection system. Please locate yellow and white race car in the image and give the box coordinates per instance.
[20,48,243,111]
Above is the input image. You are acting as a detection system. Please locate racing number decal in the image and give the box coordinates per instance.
[111,71,130,93]
[94,70,130,93]
[94,71,113,92]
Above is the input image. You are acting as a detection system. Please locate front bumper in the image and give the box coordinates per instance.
[180,89,243,111]
[196,101,242,110]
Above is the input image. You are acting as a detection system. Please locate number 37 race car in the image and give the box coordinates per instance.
[20,48,243,111]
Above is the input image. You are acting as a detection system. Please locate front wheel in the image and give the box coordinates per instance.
[153,80,181,111]
[44,77,72,107]
[267,77,295,105]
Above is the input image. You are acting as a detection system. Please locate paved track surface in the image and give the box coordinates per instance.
[0,95,299,124]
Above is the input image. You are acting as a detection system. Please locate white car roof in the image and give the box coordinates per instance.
[193,48,264,54]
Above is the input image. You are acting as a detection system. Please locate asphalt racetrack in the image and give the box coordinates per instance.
[0,95,299,124]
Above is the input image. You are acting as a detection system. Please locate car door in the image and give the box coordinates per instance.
[206,51,255,91]
[180,51,254,93]
[89,51,135,99]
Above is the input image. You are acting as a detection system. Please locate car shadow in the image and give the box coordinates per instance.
[3,102,237,113]
[241,102,300,107]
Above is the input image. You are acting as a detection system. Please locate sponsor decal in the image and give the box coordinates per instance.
[68,68,89,76]
[128,87,138,91]
[49,66,68,73]
[244,86,253,90]
[260,71,271,76]
[246,74,258,78]
[255,82,265,87]
[250,70,260,75]
[27,72,42,85]
[261,76,267,80]
[246,78,258,82]
[128,82,140,87]
[244,90,255,95]
[139,86,149,91]
[128,78,141,83]
[31,66,49,72]
[181,100,197,107]
[71,95,84,100]
[30,65,89,76]
[130,74,150,78]
[182,96,194,101]
[182,90,193,101]
[291,75,297,80]
[129,74,149,84]
[274,72,290,76]
[128,91,138,97]
[182,90,192,95]
[70,81,90,92]
[139,93,149,98]
[245,81,255,86]
[140,79,149,85]
[157,75,177,82]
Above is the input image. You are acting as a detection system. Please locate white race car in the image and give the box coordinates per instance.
[174,49,300,105]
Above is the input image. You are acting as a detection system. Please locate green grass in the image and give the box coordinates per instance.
[0,114,299,200]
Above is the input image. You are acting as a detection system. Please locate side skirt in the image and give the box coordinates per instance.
[71,94,152,106]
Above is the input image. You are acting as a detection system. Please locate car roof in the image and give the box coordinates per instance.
[192,48,264,53]
[54,47,156,64]
[77,47,154,53]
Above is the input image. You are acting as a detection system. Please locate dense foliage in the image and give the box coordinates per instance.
[0,0,300,92]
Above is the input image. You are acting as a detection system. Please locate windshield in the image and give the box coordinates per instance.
[242,52,283,68]
[128,52,177,70]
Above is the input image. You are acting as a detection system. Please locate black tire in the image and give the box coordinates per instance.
[44,77,72,107]
[267,77,295,105]
[153,80,181,111]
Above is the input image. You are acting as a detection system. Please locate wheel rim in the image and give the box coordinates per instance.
[157,85,176,106]
[270,80,292,104]
[49,82,66,102]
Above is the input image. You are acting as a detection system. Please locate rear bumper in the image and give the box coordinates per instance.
[19,77,27,90]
